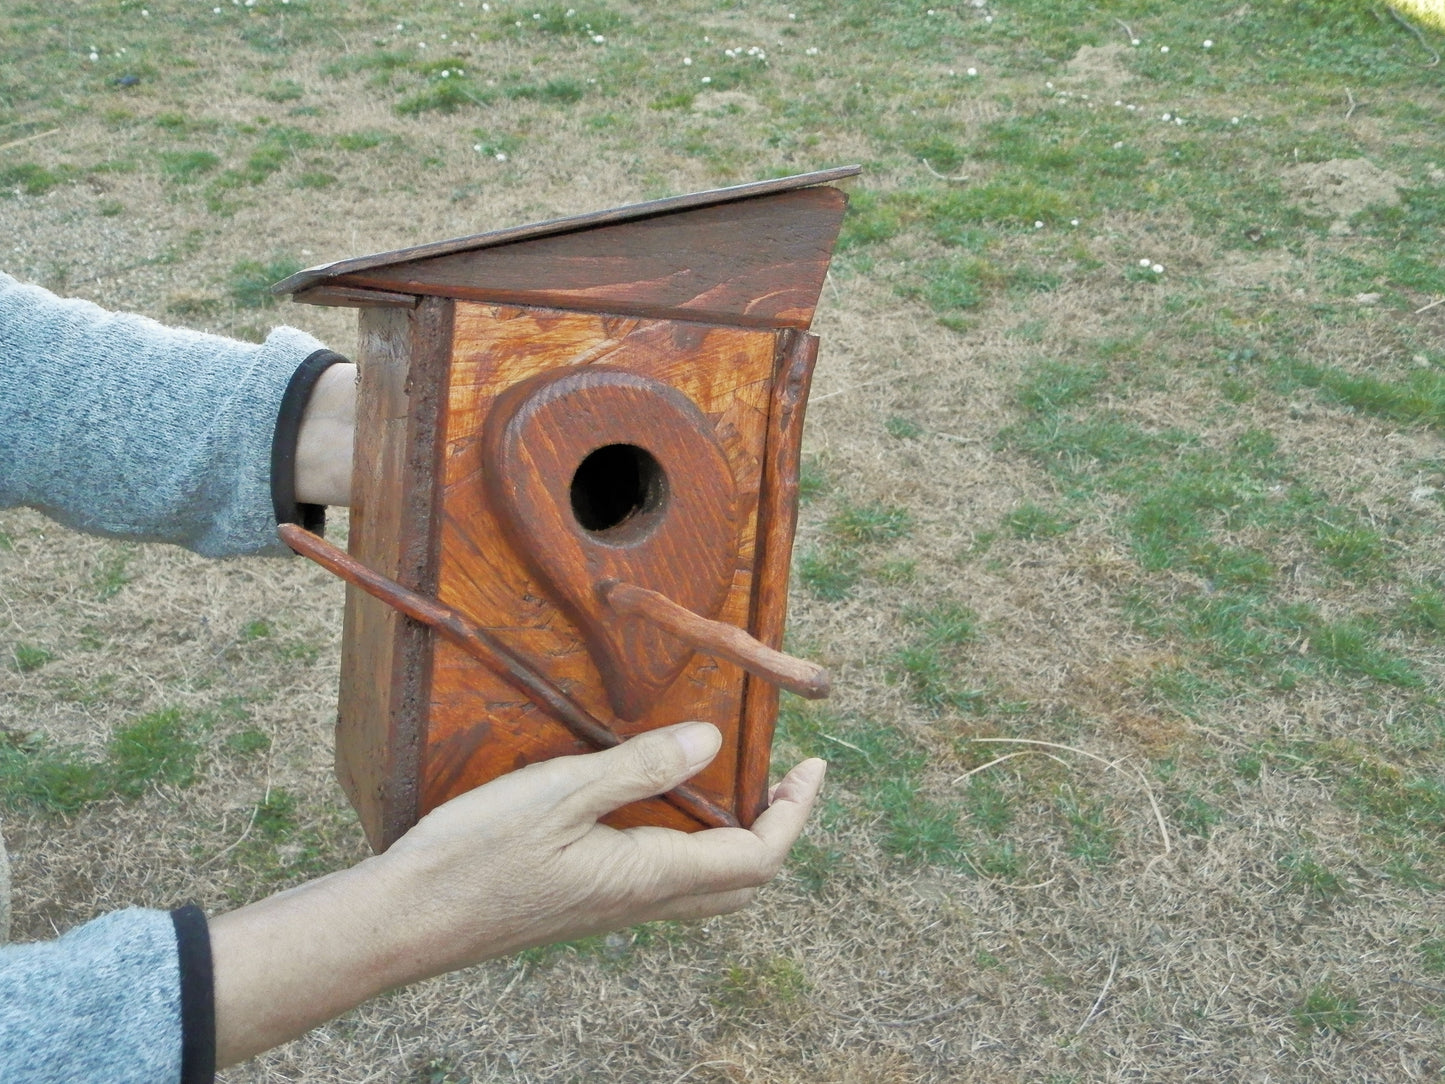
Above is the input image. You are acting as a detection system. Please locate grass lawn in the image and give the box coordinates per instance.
[2,1,1443,1080]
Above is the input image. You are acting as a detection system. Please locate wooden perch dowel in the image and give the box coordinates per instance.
[601,580,830,700]
[278,524,738,830]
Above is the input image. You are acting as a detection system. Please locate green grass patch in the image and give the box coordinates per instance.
[11,644,54,673]
[227,256,305,308]
[1293,985,1361,1034]
[0,707,204,813]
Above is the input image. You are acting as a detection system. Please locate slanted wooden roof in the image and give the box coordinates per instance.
[274,166,860,329]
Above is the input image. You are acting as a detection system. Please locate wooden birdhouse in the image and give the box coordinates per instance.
[274,166,858,852]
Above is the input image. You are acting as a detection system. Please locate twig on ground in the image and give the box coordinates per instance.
[810,375,895,403]
[0,128,60,153]
[820,731,873,764]
[670,1061,746,1084]
[1415,296,1445,314]
[821,996,978,1029]
[920,158,968,183]
[1387,6,1441,66]
[967,737,1172,854]
[1390,973,1445,996]
[1114,18,1136,43]
[1344,88,1359,119]
[953,749,1070,783]
[1077,947,1121,1033]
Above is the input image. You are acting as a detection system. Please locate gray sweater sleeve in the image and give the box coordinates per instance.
[0,271,330,557]
[0,908,188,1083]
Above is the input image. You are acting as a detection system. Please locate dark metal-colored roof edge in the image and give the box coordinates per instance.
[273,165,861,298]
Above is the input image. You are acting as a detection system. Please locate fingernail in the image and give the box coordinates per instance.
[673,721,721,770]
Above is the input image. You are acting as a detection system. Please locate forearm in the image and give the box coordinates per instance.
[0,272,350,555]
[209,859,420,1067]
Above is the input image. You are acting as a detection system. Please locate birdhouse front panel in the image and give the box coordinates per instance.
[422,304,782,830]
[280,167,857,852]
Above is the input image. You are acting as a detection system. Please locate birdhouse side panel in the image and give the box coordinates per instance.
[421,303,778,829]
[336,299,452,851]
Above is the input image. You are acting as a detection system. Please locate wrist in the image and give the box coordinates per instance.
[293,361,357,507]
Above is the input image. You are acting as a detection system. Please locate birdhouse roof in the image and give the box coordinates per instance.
[273,165,860,328]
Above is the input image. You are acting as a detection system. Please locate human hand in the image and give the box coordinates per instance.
[210,722,825,1066]
[380,722,827,972]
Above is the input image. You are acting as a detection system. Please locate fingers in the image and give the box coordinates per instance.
[751,758,827,854]
[556,721,722,824]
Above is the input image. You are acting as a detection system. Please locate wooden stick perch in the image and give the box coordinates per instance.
[278,523,739,829]
[601,580,830,700]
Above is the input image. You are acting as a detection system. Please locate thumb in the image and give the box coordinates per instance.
[560,722,722,823]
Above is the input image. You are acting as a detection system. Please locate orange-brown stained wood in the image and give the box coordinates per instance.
[423,304,779,830]
[334,299,451,851]
[483,365,742,721]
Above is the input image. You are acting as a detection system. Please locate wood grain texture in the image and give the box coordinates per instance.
[283,525,737,829]
[276,166,860,301]
[483,366,742,720]
[423,304,780,830]
[334,298,451,852]
[602,581,829,701]
[735,330,820,826]
[326,188,848,329]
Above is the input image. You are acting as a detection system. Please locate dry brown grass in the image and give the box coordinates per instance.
[3,2,1445,1081]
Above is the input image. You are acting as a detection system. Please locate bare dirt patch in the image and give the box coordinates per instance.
[1284,157,1406,234]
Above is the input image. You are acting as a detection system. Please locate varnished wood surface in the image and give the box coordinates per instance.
[602,581,828,701]
[326,188,849,329]
[276,166,859,301]
[735,330,820,826]
[423,304,782,830]
[283,525,738,829]
[483,365,742,720]
[334,299,451,852]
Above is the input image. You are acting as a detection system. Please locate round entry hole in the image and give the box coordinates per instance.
[569,444,668,537]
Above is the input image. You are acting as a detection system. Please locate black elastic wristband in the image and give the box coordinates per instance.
[170,904,217,1084]
[271,348,349,537]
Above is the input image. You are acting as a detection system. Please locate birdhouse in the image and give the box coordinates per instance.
[275,166,858,852]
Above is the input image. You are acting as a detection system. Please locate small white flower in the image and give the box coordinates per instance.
[141,7,149,13]
[1175,117,1184,125]
[1139,258,1152,267]
[683,57,692,65]
[1203,39,1213,48]
[1045,81,1053,89]
[805,46,819,55]
[473,143,483,151]
[985,15,992,22]
[789,12,797,19]
[1160,45,1169,53]
[566,8,576,16]
[396,23,404,30]
[495,152,508,161]
[212,7,220,13]
[592,34,605,43]
[1231,116,1240,124]
[1151,263,1164,274]
[701,75,711,83]
[533,12,541,19]
[89,50,99,60]
[1113,141,1124,149]
[482,2,490,10]
[442,70,451,77]
[418,41,427,48]
[1131,37,1140,46]
[1114,99,1122,106]
[1034,221,1044,229]
[967,67,977,76]
[1070,218,1080,226]
[1126,104,1136,111]
[1162,112,1171,120]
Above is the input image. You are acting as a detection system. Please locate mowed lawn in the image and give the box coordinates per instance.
[2,2,1444,1081]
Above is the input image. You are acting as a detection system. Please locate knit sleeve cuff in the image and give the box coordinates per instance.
[170,904,216,1084]
[270,349,349,537]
